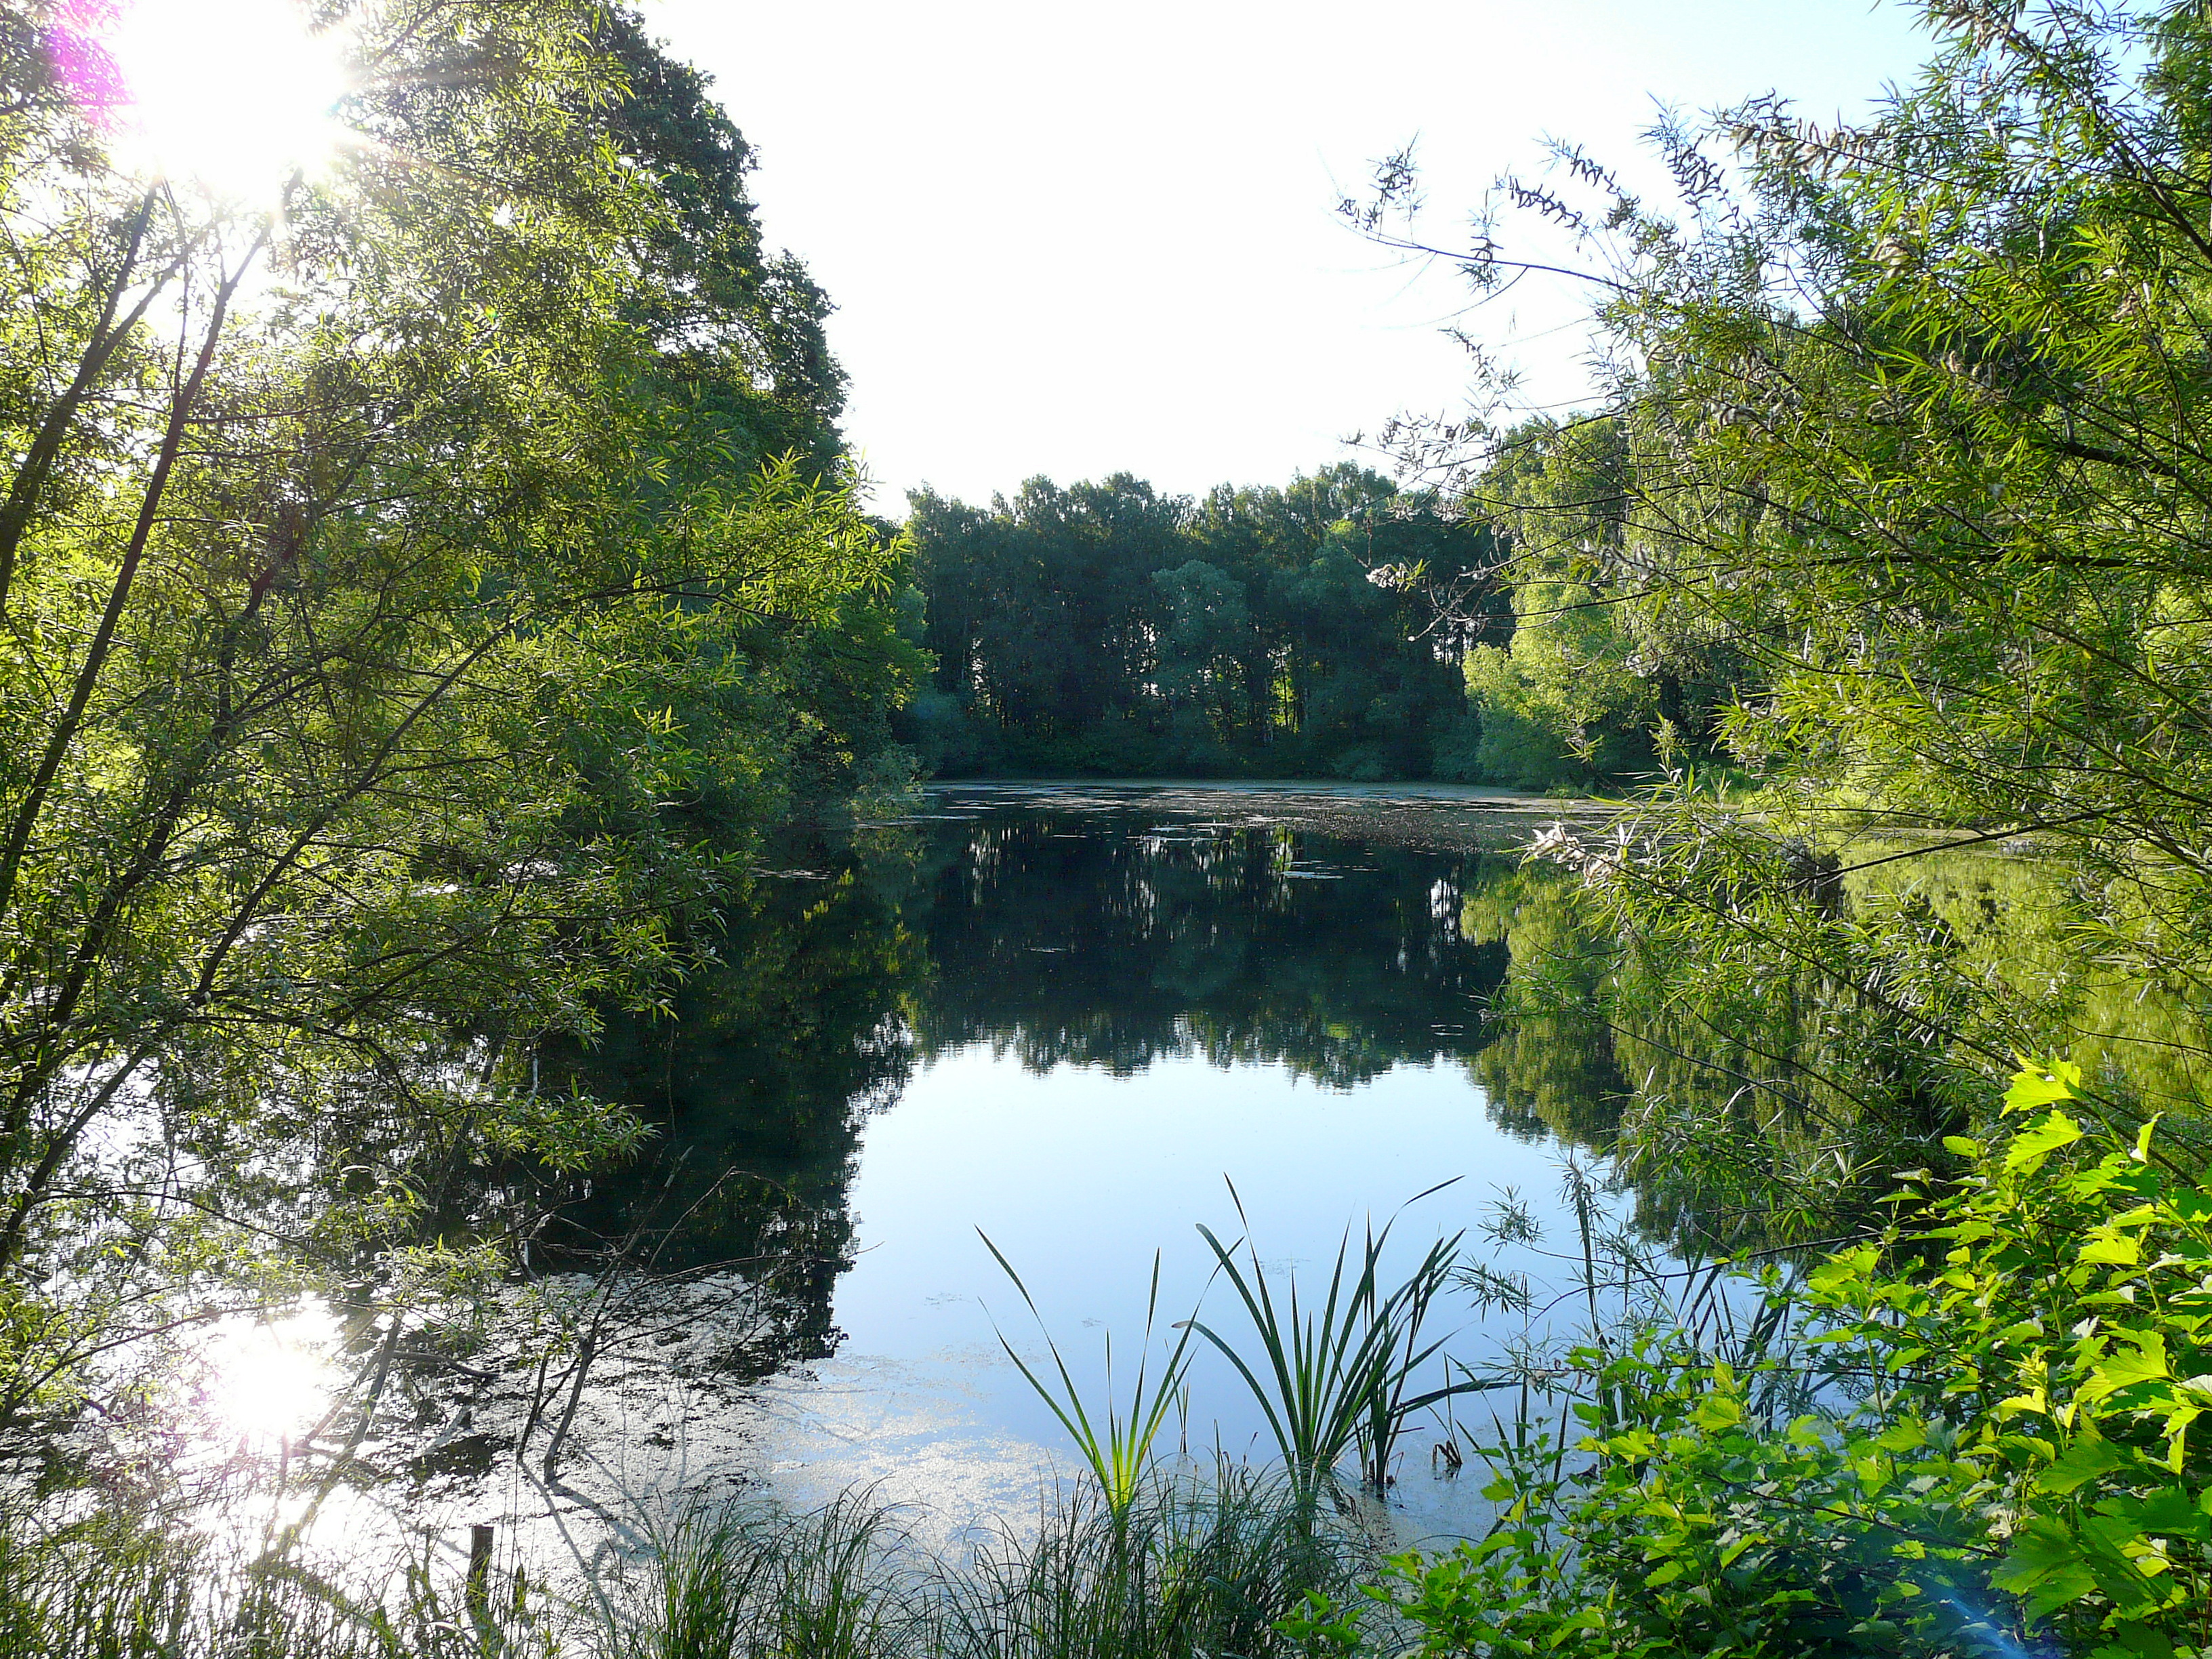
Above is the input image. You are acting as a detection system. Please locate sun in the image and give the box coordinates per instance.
[104,0,354,203]
[200,1305,339,1448]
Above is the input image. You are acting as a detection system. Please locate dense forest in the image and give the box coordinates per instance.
[896,430,1734,792]
[899,466,1506,782]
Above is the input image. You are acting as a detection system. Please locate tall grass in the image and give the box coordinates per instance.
[0,1512,558,1658]
[933,1467,1368,1659]
[0,1471,1371,1659]
[605,1492,909,1659]
[1187,1185,1497,1496]
[980,1235,1192,1530]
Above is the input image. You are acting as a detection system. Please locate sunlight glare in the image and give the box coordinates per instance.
[106,0,352,201]
[202,1306,337,1447]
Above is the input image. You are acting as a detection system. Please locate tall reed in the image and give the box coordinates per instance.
[979,1235,1193,1530]
[1187,1184,1496,1497]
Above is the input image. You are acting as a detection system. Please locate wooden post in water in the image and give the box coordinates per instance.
[466,1523,494,1620]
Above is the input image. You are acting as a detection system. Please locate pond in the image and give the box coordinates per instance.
[125,783,1675,1578]
[83,776,2208,1597]
[470,783,1646,1558]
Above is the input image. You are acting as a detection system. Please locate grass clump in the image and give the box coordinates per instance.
[606,1491,908,1659]
[933,1467,1365,1659]
[0,1511,557,1658]
[598,1469,1371,1659]
[1189,1184,1492,1498]
[0,1466,1370,1659]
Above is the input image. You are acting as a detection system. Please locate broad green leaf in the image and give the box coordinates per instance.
[2005,1059,2083,1116]
[2083,1332,2173,1407]
[1994,1516,2100,1616]
[2035,1429,2137,1494]
[2006,1111,2084,1172]
[2082,1227,2144,1267]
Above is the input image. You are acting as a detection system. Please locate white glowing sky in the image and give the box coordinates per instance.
[648,0,1933,510]
[96,1,1937,508]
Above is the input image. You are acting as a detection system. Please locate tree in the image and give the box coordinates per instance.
[0,0,911,1416]
[1355,0,2212,1126]
[906,462,1487,778]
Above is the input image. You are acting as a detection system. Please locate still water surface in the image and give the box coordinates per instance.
[537,784,1640,1547]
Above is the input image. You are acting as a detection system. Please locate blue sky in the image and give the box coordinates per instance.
[651,0,1936,510]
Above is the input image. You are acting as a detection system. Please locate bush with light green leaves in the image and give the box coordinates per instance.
[1288,1060,2212,1658]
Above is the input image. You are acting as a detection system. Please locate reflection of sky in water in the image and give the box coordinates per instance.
[748,1042,1625,1547]
[136,794,1645,1573]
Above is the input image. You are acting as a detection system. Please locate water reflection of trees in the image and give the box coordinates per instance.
[536,839,925,1369]
[912,815,1511,1089]
[1458,864,1630,1149]
[1506,836,2212,1255]
[542,815,1610,1374]
[530,808,2212,1380]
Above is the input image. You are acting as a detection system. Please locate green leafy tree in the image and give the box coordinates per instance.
[0,0,910,1417]
[907,462,1486,778]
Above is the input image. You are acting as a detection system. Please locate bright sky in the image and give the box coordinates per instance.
[648,0,1935,511]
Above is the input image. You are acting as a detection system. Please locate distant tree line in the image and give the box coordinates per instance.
[899,465,1515,782]
[898,447,1755,790]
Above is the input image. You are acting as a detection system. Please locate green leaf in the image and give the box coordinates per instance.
[2005,1059,2083,1117]
[1874,1418,1927,1454]
[2084,1331,2173,1406]
[2095,1624,2178,1659]
[2102,1484,2211,1544]
[2036,1429,2137,1495]
[2081,1227,2144,1267]
[1691,1389,1744,1431]
[1994,1516,2100,1616]
[2005,1110,2084,1172]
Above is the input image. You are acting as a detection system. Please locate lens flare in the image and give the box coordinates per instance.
[104,0,353,201]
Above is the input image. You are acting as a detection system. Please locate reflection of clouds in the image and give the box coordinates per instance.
[738,1352,1088,1554]
[146,787,1599,1578]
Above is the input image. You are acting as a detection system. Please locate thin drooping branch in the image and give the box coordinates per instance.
[0,192,190,618]
[0,226,266,930]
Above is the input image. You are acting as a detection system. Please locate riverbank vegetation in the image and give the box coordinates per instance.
[0,0,918,1446]
[10,0,2212,1655]
[0,1471,1372,1658]
[1412,0,2212,1221]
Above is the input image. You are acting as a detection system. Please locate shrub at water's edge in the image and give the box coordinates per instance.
[1292,1060,2212,1658]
